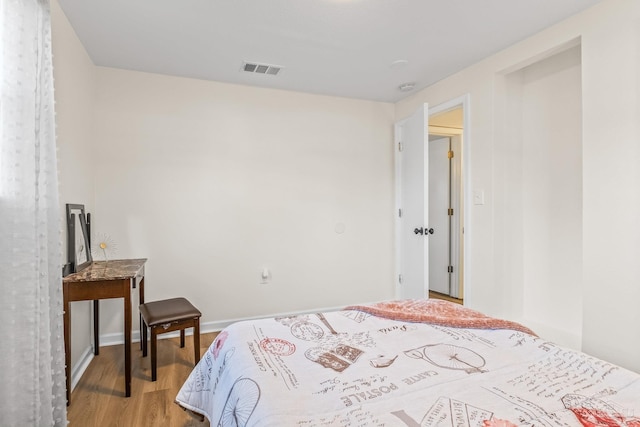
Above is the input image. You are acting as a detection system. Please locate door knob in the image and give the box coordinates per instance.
[414,227,434,235]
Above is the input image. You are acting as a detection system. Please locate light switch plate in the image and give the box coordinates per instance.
[473,190,485,205]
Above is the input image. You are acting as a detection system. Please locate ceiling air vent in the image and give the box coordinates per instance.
[242,61,282,76]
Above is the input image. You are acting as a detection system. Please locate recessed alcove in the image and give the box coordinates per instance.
[494,42,583,349]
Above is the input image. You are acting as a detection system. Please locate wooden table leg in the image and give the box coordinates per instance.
[93,299,99,355]
[63,285,71,405]
[124,280,132,397]
[139,276,145,351]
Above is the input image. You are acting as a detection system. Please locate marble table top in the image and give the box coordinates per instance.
[63,258,147,282]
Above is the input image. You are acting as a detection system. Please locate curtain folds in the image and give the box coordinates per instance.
[0,0,67,425]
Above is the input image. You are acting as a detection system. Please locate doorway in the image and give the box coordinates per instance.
[428,108,464,301]
[394,95,469,304]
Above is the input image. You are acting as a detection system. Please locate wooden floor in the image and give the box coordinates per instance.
[429,290,463,304]
[67,332,218,427]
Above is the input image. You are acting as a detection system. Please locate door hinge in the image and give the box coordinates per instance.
[448,208,454,216]
[398,274,403,284]
[398,142,403,152]
[447,266,454,273]
[398,208,403,218]
[448,150,454,159]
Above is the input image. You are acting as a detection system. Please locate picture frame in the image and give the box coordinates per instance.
[66,203,92,273]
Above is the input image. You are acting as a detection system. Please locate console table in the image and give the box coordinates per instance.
[63,258,147,404]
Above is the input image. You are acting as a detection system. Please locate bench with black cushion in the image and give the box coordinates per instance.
[139,297,201,381]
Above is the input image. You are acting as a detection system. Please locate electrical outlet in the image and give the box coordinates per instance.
[260,268,270,284]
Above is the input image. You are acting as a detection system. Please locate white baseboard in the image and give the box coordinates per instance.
[70,303,346,390]
[71,346,94,391]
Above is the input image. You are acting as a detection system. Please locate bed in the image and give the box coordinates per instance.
[175,299,640,426]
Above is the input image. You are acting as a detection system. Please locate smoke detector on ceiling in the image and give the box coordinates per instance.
[398,82,416,92]
[242,61,283,76]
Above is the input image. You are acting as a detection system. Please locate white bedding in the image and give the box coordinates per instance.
[176,300,640,426]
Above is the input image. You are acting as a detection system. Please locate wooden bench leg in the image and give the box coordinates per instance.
[151,327,158,382]
[141,319,148,357]
[194,319,201,364]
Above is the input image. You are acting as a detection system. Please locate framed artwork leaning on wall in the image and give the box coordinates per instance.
[65,203,92,273]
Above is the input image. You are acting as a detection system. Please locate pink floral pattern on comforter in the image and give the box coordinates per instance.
[346,299,537,336]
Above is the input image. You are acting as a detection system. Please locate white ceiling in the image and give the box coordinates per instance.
[57,0,602,103]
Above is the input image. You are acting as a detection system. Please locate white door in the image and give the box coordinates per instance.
[395,104,429,300]
[428,137,450,295]
[449,135,462,299]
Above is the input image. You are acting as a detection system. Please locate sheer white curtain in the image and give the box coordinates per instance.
[0,0,67,425]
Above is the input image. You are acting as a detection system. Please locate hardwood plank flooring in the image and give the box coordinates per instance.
[67,332,218,427]
[429,290,463,304]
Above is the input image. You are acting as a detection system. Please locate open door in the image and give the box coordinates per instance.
[428,136,450,295]
[395,103,429,300]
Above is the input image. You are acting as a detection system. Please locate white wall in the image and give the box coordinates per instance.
[51,0,96,371]
[396,0,640,372]
[90,68,396,336]
[52,0,395,381]
[580,0,640,372]
[503,46,583,348]
[52,0,640,376]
